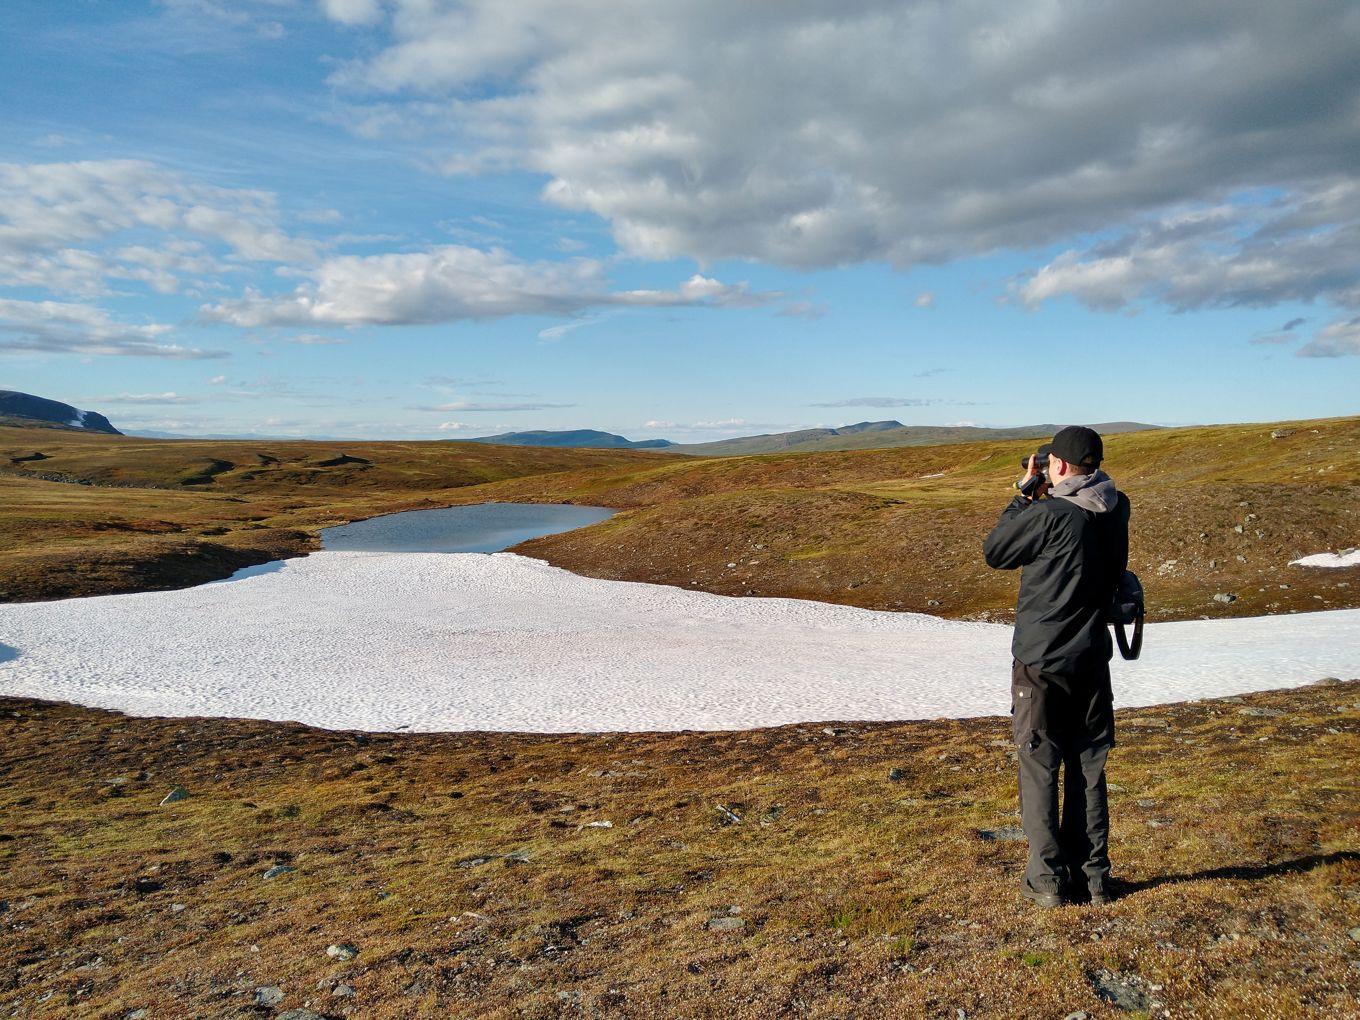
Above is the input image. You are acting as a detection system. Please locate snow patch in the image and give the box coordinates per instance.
[1,551,1356,733]
[67,409,89,429]
[1289,550,1360,568]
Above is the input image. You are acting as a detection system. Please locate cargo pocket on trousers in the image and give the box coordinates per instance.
[1011,681,1041,747]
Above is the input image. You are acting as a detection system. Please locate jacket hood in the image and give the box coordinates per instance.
[1051,468,1119,513]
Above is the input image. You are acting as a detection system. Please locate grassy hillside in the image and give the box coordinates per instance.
[2,415,1356,620]
[1,680,1355,1018]
[452,415,1360,622]
[0,429,661,601]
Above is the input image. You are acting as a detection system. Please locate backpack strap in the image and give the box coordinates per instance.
[1114,608,1143,660]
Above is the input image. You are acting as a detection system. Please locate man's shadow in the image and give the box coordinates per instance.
[0,643,18,665]
[1117,850,1359,895]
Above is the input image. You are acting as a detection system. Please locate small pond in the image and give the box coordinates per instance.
[320,502,614,554]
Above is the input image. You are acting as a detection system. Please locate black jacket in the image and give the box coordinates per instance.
[983,470,1130,675]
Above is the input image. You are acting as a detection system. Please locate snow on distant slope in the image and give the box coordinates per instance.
[1290,550,1360,568]
[1,552,1354,733]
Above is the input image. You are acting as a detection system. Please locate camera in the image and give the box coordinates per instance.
[1015,451,1049,498]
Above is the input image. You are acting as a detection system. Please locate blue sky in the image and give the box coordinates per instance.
[1,0,1356,440]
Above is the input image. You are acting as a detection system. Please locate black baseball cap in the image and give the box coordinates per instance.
[1050,425,1103,468]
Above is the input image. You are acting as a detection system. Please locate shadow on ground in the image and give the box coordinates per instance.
[1120,849,1360,896]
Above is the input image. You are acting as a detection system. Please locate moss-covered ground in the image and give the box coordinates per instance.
[1,681,1356,1018]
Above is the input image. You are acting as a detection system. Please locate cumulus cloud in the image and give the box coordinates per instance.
[324,0,1360,283]
[914,291,935,310]
[1014,185,1360,314]
[0,239,229,298]
[0,159,318,304]
[0,156,325,363]
[202,247,776,326]
[0,298,227,359]
[1298,317,1360,358]
[1013,182,1360,353]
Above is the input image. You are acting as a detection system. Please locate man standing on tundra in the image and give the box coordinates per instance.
[983,425,1131,909]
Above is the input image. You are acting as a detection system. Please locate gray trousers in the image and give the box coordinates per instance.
[1011,658,1115,895]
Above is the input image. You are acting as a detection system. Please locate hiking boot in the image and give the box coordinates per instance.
[1018,883,1064,910]
[1086,883,1115,906]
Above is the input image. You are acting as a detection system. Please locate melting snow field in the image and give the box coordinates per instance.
[1,551,1356,733]
[1290,550,1360,568]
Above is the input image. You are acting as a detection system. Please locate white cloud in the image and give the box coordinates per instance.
[418,401,575,412]
[690,418,747,430]
[641,418,813,438]
[95,392,202,405]
[538,315,604,340]
[0,160,318,298]
[809,397,944,409]
[327,0,1360,286]
[436,420,474,430]
[0,298,227,359]
[641,418,832,440]
[775,300,827,319]
[208,374,228,384]
[289,332,350,345]
[1012,183,1360,353]
[152,0,297,43]
[1015,184,1360,315]
[1298,317,1360,358]
[914,291,935,310]
[202,246,776,327]
[321,0,383,26]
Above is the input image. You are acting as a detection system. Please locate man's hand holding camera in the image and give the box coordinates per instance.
[1017,451,1050,500]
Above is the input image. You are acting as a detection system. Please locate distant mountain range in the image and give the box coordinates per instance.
[669,419,1161,456]
[0,390,121,435]
[464,429,677,450]
[462,420,1161,455]
[1,390,1161,455]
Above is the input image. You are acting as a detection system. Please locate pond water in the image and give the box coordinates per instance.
[320,502,614,554]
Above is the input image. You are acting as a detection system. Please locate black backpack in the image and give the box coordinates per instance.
[1106,569,1144,660]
